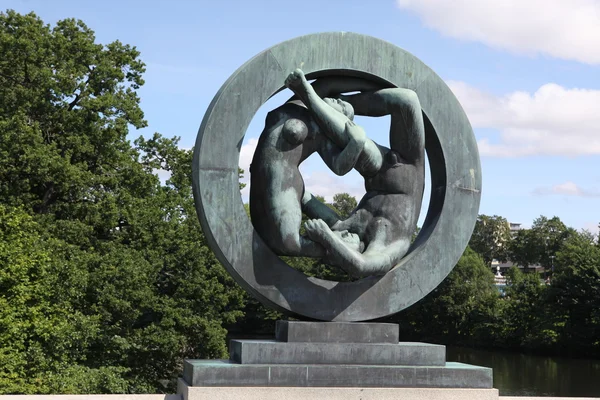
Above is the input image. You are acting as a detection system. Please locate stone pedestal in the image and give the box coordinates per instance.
[180,321,498,399]
[179,383,500,400]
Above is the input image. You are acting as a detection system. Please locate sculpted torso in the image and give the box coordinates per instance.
[250,70,425,278]
[250,103,323,257]
[250,101,359,258]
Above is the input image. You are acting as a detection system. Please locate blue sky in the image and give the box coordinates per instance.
[5,0,600,234]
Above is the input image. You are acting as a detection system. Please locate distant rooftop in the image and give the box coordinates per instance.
[509,222,522,230]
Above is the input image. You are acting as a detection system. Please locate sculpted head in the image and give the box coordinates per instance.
[324,97,355,120]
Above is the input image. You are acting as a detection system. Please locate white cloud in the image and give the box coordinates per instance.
[397,0,600,64]
[552,182,587,196]
[533,181,600,197]
[447,81,600,157]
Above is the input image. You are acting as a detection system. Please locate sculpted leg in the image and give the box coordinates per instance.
[339,88,425,163]
[269,190,326,258]
[301,191,340,227]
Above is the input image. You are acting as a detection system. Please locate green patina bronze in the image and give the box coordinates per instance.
[250,69,425,279]
[192,32,481,322]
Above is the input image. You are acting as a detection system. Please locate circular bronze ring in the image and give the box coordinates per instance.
[192,32,481,321]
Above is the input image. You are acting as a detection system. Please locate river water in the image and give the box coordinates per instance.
[447,346,600,397]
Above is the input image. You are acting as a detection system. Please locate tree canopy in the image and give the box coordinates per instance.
[0,10,245,393]
[468,215,511,266]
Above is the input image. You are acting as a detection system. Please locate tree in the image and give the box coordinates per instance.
[508,229,538,269]
[0,205,134,393]
[0,11,246,393]
[509,216,574,274]
[499,267,558,350]
[532,216,574,272]
[331,193,357,219]
[549,231,600,356]
[0,10,146,220]
[469,215,511,266]
[391,247,500,346]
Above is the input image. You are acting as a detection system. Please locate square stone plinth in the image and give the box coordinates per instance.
[275,321,399,343]
[183,360,493,388]
[230,340,445,366]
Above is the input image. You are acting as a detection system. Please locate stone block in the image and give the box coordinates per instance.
[183,360,493,388]
[178,379,500,400]
[275,320,399,343]
[229,340,445,366]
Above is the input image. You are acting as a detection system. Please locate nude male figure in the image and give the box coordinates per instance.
[249,78,376,258]
[285,69,426,278]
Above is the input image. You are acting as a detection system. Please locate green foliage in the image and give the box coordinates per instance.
[0,10,246,393]
[0,205,49,393]
[390,247,500,346]
[331,193,357,219]
[508,229,538,268]
[388,224,600,357]
[0,205,133,393]
[0,10,146,219]
[550,233,600,356]
[468,215,511,266]
[488,229,600,356]
[509,216,574,271]
[499,267,558,349]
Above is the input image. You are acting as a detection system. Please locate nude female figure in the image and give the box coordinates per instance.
[249,77,378,257]
[284,69,426,278]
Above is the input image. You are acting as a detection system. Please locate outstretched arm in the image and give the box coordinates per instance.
[285,69,351,148]
[339,88,425,164]
[285,69,377,176]
[317,120,368,176]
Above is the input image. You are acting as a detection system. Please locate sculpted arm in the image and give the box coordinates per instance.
[285,69,379,175]
[285,69,351,148]
[317,121,368,176]
[339,88,425,164]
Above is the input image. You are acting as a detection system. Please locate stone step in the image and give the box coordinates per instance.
[179,381,500,400]
[275,321,399,344]
[229,340,445,366]
[183,360,493,388]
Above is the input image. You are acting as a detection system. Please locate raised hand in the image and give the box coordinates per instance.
[284,68,308,92]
